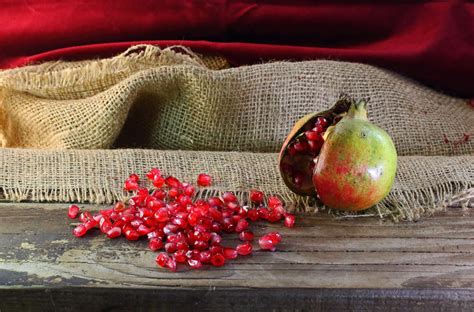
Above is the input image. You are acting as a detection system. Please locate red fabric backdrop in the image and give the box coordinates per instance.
[1,0,473,97]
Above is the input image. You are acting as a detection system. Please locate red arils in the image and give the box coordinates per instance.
[223,248,238,259]
[222,192,237,203]
[147,168,161,180]
[68,170,295,272]
[156,252,169,267]
[153,175,165,188]
[106,227,121,238]
[236,242,253,256]
[188,258,203,269]
[73,224,87,237]
[68,204,80,219]
[124,179,139,191]
[315,116,328,128]
[235,219,249,232]
[259,232,282,251]
[197,173,212,187]
[284,214,296,228]
[249,190,264,203]
[239,231,254,241]
[210,253,225,267]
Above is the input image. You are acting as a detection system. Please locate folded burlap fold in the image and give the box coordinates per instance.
[0,45,472,220]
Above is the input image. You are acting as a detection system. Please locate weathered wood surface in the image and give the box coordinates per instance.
[0,202,473,311]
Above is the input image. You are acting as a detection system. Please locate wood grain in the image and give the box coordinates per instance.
[0,202,473,311]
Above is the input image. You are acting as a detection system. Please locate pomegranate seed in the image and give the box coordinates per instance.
[129,173,139,182]
[223,248,238,259]
[315,116,328,128]
[176,241,189,251]
[149,238,163,251]
[197,173,212,187]
[294,140,308,152]
[210,253,225,267]
[188,258,203,269]
[79,211,93,223]
[83,220,97,231]
[73,224,87,237]
[165,176,181,189]
[284,214,296,228]
[268,210,283,223]
[235,219,249,232]
[125,229,139,241]
[249,190,264,203]
[137,224,151,236]
[259,232,281,251]
[268,196,282,209]
[305,130,319,141]
[257,208,270,220]
[124,179,138,191]
[106,227,122,239]
[194,240,208,251]
[268,232,282,243]
[153,175,165,188]
[308,139,323,153]
[222,192,237,203]
[239,231,254,241]
[153,189,166,200]
[156,253,169,267]
[247,209,259,221]
[209,245,224,255]
[164,242,177,253]
[208,197,223,207]
[184,185,195,196]
[168,188,179,198]
[68,204,80,219]
[99,218,112,233]
[155,208,170,222]
[199,250,212,263]
[174,250,187,263]
[210,233,222,245]
[236,242,253,256]
[146,168,161,180]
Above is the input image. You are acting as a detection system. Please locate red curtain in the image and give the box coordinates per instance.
[1,0,472,97]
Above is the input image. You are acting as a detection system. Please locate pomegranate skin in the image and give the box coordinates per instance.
[312,101,397,211]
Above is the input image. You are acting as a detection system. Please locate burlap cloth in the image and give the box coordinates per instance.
[0,45,472,220]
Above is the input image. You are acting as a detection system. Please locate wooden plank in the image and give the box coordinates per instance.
[0,203,473,311]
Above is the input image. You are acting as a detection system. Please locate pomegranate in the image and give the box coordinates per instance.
[279,95,397,211]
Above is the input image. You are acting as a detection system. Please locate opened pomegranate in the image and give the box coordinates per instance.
[279,95,397,211]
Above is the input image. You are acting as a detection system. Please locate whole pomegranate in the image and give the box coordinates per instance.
[279,95,397,211]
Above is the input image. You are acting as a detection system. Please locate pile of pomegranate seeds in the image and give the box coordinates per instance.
[68,169,295,271]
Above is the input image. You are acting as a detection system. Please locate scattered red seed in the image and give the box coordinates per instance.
[259,232,282,251]
[210,253,225,267]
[106,227,121,239]
[284,214,296,228]
[197,173,212,187]
[239,231,254,242]
[68,204,80,219]
[236,242,253,256]
[68,170,295,271]
[249,189,264,203]
[72,224,87,237]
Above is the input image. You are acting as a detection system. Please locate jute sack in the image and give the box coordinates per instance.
[0,45,472,220]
